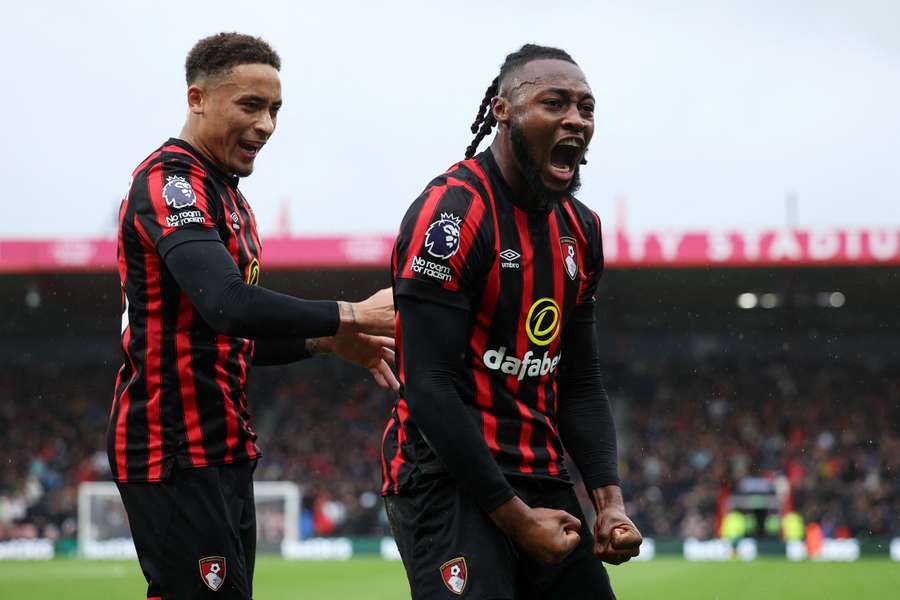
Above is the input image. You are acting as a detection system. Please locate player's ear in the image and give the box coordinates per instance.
[492,95,510,126]
[187,84,205,115]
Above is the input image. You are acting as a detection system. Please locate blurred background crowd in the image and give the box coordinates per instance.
[2,354,896,543]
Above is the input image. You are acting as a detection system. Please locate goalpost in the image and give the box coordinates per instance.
[77,481,300,559]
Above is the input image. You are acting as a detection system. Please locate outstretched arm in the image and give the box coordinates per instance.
[164,238,393,339]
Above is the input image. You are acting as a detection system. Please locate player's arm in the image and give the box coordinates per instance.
[250,331,398,390]
[556,307,642,564]
[399,294,579,564]
[250,338,311,365]
[165,239,398,388]
[164,237,336,338]
[134,160,392,339]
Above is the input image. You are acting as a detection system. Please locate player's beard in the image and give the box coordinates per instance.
[510,120,583,209]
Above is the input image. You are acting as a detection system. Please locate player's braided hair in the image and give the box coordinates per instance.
[464,44,577,159]
[185,32,281,85]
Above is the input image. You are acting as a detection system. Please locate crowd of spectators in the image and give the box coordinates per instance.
[619,359,899,540]
[1,355,897,543]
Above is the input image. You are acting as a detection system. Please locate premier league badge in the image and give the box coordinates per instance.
[560,236,578,280]
[440,557,468,595]
[163,175,197,209]
[199,556,226,591]
[425,213,462,259]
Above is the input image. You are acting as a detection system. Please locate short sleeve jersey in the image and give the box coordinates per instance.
[382,150,604,495]
[108,139,263,483]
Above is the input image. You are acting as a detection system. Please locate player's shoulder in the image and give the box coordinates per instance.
[127,140,216,211]
[563,195,602,239]
[130,140,208,186]
[403,159,490,221]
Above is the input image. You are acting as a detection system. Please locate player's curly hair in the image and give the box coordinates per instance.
[185,32,281,85]
[464,44,577,159]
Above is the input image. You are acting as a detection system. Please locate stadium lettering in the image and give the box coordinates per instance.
[410,255,452,282]
[482,346,560,381]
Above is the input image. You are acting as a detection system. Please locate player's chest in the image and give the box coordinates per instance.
[491,208,585,318]
[212,188,261,284]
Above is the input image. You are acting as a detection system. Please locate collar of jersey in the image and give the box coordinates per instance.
[482,149,556,215]
[167,138,241,190]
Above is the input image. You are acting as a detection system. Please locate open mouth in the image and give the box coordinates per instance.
[237,141,263,159]
[548,138,583,175]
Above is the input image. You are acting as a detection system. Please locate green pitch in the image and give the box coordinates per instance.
[0,557,897,599]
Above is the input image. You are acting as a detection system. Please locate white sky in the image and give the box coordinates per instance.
[2,0,898,238]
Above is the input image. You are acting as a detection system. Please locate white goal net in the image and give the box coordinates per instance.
[77,481,300,559]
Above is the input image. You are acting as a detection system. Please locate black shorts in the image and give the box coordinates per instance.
[117,460,258,600]
[385,472,616,600]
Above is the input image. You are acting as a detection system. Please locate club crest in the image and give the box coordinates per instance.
[199,556,226,591]
[560,237,578,280]
[425,212,462,259]
[163,175,197,209]
[440,556,468,595]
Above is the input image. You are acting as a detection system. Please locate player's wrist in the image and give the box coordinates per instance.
[489,496,533,538]
[337,301,361,331]
[590,485,625,513]
[306,337,332,355]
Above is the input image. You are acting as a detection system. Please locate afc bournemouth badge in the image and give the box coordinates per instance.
[199,556,226,591]
[560,236,578,280]
[439,556,468,595]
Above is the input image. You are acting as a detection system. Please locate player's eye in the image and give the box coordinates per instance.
[542,98,563,109]
[580,103,595,115]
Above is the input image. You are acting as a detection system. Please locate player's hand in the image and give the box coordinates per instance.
[339,288,394,336]
[313,331,399,391]
[490,497,581,565]
[591,486,642,565]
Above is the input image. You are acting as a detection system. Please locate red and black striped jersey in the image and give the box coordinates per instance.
[382,150,604,494]
[108,138,263,483]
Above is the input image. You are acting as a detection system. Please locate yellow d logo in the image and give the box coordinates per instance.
[245,258,260,286]
[526,298,560,346]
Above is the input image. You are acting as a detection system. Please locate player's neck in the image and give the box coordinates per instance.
[178,125,232,177]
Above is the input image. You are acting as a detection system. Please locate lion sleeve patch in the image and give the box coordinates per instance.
[133,161,218,248]
[394,182,491,298]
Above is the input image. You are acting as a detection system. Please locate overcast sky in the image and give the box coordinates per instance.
[2,0,898,238]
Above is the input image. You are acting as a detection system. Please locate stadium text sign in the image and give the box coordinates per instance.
[2,228,899,272]
[602,228,900,267]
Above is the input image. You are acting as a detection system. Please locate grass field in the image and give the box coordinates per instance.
[1,557,897,599]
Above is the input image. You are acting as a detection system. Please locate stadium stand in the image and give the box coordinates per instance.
[2,355,896,543]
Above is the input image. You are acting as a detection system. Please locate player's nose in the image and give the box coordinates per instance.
[255,112,275,137]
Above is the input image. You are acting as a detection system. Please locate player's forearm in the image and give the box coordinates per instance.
[557,382,619,489]
[251,338,312,366]
[398,295,516,513]
[164,238,340,339]
[557,316,620,489]
[217,277,339,339]
[405,363,516,513]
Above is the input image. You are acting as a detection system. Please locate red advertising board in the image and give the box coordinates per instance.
[1,228,898,273]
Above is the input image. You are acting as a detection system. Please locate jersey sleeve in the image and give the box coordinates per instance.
[392,180,493,310]
[572,210,604,322]
[130,158,222,258]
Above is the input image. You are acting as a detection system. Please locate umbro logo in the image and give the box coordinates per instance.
[499,248,520,269]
